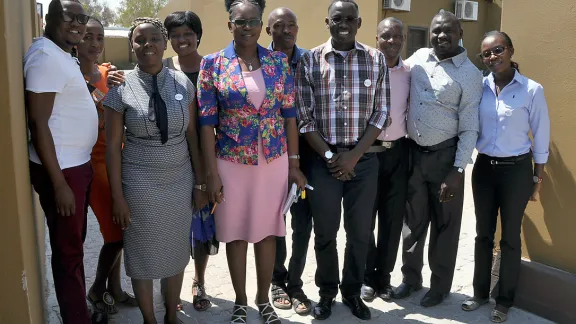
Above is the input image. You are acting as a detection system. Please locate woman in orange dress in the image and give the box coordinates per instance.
[77,17,137,314]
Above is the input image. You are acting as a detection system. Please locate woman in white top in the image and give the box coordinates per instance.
[462,31,550,323]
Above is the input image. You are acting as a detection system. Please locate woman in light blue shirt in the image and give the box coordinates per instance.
[461,31,550,323]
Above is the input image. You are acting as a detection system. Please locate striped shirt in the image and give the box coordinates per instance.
[295,40,390,145]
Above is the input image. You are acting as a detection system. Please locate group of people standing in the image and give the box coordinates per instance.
[23,0,549,324]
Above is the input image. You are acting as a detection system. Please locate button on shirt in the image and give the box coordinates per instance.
[296,40,390,145]
[378,57,409,141]
[476,71,550,163]
[406,48,483,168]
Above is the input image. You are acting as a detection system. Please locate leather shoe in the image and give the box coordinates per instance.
[391,282,423,299]
[361,284,376,301]
[342,295,371,320]
[312,297,334,320]
[379,284,394,301]
[420,290,449,307]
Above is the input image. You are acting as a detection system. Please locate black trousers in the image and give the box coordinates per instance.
[364,138,409,290]
[472,153,533,308]
[309,151,379,298]
[272,137,314,296]
[400,139,464,294]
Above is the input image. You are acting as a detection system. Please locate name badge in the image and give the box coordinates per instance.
[364,79,372,87]
[175,93,183,101]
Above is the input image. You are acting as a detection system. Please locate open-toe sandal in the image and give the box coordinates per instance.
[270,284,292,310]
[230,304,248,324]
[291,293,312,315]
[491,307,509,323]
[256,301,281,324]
[87,291,116,314]
[192,280,212,312]
[461,296,488,311]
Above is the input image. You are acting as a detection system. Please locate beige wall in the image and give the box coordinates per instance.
[159,0,501,65]
[0,0,45,323]
[501,0,576,274]
[159,0,383,57]
[382,0,501,67]
[102,37,133,68]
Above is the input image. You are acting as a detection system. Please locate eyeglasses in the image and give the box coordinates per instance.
[329,17,359,25]
[230,19,262,28]
[61,11,90,25]
[478,45,508,59]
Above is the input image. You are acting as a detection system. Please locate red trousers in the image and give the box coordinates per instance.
[30,161,93,324]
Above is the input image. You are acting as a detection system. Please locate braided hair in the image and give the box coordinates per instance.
[128,17,168,46]
[224,0,266,19]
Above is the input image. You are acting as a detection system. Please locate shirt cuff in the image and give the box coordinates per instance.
[281,107,297,118]
[298,120,317,134]
[533,152,549,164]
[199,115,218,126]
[368,111,387,129]
[453,159,468,169]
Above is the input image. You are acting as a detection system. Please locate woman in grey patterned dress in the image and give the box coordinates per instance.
[103,18,207,324]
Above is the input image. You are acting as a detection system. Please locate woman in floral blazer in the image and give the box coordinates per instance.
[196,1,306,322]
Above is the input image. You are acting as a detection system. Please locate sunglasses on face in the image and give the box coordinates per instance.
[61,11,90,24]
[478,45,508,59]
[231,19,261,28]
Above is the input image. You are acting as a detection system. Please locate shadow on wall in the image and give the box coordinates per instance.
[523,141,576,273]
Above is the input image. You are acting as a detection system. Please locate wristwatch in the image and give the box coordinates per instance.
[288,154,300,160]
[194,184,206,192]
[324,150,334,160]
[533,176,543,184]
[455,167,464,173]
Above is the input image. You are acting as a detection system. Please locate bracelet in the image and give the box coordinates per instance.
[194,184,206,192]
[288,154,300,160]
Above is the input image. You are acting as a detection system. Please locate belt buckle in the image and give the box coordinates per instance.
[381,141,392,149]
[490,160,498,165]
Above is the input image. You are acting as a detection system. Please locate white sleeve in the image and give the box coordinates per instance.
[24,49,69,93]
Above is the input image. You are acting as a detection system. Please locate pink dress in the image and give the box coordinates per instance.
[214,69,288,243]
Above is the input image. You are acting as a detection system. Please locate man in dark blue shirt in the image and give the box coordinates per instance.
[266,6,313,316]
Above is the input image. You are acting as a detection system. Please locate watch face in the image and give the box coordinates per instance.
[325,151,333,159]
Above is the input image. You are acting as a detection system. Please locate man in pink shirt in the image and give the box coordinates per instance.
[361,17,410,302]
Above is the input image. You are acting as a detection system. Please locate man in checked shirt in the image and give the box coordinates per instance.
[295,0,390,320]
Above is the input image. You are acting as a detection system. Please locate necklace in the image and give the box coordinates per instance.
[239,56,257,71]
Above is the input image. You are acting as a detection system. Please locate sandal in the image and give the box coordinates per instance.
[256,301,281,324]
[192,279,212,312]
[491,306,509,323]
[461,296,489,311]
[110,291,138,307]
[270,284,292,310]
[87,291,116,314]
[291,292,312,315]
[230,304,248,324]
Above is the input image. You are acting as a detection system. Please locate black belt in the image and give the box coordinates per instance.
[329,138,401,154]
[412,137,458,153]
[478,152,531,165]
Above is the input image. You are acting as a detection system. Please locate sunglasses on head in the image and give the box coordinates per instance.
[231,19,261,27]
[61,11,90,25]
[478,45,508,59]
